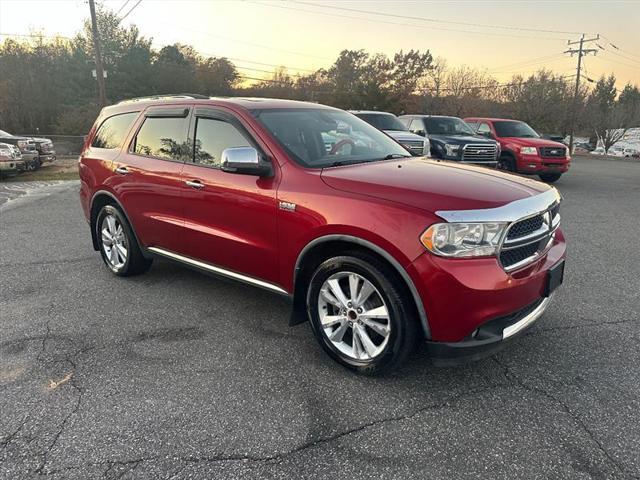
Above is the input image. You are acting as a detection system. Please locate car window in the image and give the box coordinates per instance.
[465,121,479,132]
[355,113,407,132]
[493,121,540,138]
[252,108,409,168]
[133,117,190,161]
[91,112,139,149]
[423,117,476,136]
[477,123,491,134]
[193,118,251,168]
[409,118,424,133]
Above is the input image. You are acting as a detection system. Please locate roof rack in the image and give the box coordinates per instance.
[116,93,210,104]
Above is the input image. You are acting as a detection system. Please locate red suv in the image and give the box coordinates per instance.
[464,117,571,183]
[79,96,566,375]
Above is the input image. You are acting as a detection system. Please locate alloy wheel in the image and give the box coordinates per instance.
[317,271,391,361]
[101,213,128,269]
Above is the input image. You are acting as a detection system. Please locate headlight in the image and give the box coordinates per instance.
[520,146,537,155]
[423,139,430,157]
[420,222,507,257]
[445,144,460,156]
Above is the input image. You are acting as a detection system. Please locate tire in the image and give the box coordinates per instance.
[498,154,516,172]
[306,253,418,375]
[95,204,152,276]
[539,172,562,183]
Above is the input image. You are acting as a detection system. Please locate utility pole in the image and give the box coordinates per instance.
[88,0,107,107]
[565,34,598,153]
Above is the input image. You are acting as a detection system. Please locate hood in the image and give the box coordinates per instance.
[428,134,493,145]
[320,158,550,214]
[503,137,566,148]
[383,130,426,142]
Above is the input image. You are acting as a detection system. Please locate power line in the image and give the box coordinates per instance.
[119,0,143,22]
[115,0,131,16]
[595,43,640,66]
[0,32,72,40]
[600,35,640,61]
[248,1,564,41]
[594,54,640,70]
[294,0,586,36]
[487,53,567,73]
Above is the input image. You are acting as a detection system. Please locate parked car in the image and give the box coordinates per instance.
[31,136,56,164]
[0,142,25,177]
[398,115,500,167]
[349,111,429,157]
[79,96,566,375]
[0,129,40,170]
[464,118,570,183]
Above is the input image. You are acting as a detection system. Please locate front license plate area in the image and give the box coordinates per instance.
[545,260,565,297]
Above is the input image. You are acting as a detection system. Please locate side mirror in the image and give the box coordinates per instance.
[221,147,272,177]
[413,129,426,137]
[479,131,493,139]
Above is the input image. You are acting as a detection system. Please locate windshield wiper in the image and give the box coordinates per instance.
[382,153,411,160]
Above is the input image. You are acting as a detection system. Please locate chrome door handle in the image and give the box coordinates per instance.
[185,180,204,189]
[115,166,130,175]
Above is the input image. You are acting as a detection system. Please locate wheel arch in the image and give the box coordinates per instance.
[89,190,148,257]
[290,234,431,339]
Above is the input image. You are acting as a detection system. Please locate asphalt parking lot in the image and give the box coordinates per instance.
[1,156,639,479]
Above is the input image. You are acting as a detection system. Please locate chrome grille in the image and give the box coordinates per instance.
[401,140,425,155]
[499,205,561,271]
[462,144,497,162]
[539,147,566,158]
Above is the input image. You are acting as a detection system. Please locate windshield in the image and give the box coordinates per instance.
[423,117,475,136]
[493,121,539,138]
[252,108,410,168]
[355,113,408,132]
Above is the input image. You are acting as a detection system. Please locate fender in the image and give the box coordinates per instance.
[89,190,152,259]
[291,234,431,339]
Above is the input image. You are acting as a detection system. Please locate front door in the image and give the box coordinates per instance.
[180,108,280,286]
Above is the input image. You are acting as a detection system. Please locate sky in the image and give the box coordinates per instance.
[1,0,639,88]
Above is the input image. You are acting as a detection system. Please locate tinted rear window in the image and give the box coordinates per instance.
[91,112,139,149]
[133,117,190,161]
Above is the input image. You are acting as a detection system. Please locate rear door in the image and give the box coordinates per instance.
[111,105,192,254]
[180,107,280,285]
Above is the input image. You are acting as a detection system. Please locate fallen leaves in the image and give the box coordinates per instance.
[48,372,73,390]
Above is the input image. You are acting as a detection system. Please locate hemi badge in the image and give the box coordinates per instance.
[279,201,297,212]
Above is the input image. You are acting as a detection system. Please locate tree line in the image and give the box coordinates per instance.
[0,6,638,149]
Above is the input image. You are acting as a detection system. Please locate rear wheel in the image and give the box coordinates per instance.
[306,253,418,375]
[96,204,152,276]
[539,172,562,183]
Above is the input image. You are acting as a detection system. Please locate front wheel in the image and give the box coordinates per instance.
[539,172,562,183]
[306,253,418,375]
[96,204,152,276]
[498,155,516,172]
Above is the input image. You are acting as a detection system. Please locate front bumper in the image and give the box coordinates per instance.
[425,295,552,365]
[20,152,39,165]
[39,153,56,163]
[0,160,25,175]
[518,155,570,173]
[407,228,566,343]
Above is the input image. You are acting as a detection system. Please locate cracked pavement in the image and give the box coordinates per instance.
[1,156,639,479]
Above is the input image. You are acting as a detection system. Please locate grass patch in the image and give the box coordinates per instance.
[0,162,79,182]
[1,170,79,182]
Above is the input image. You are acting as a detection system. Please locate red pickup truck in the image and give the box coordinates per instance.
[464,118,571,183]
